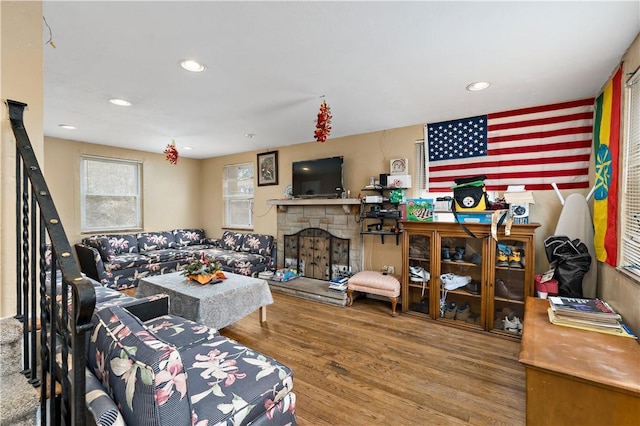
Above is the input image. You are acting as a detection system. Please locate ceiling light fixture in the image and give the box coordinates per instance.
[245,133,256,138]
[466,81,491,91]
[180,59,206,73]
[108,98,132,106]
[183,146,193,150]
[58,124,76,129]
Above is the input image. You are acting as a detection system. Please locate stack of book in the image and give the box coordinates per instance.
[328,276,349,292]
[547,296,637,339]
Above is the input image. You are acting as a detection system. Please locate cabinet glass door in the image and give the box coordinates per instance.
[437,235,485,329]
[407,234,431,315]
[491,238,528,336]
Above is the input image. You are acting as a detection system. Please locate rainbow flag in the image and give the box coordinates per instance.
[593,66,622,266]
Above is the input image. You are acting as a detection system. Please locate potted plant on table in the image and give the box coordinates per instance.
[181,252,225,284]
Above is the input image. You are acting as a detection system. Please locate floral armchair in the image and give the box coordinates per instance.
[88,302,297,425]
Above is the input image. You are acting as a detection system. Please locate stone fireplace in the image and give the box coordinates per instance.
[272,200,361,278]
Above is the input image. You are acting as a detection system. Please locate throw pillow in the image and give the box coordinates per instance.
[172,229,205,247]
[220,231,245,251]
[137,231,175,252]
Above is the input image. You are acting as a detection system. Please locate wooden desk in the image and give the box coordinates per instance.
[519,297,640,425]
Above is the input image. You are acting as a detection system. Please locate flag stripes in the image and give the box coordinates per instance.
[426,98,594,192]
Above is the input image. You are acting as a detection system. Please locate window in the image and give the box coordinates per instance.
[223,163,254,228]
[621,68,640,278]
[80,156,142,232]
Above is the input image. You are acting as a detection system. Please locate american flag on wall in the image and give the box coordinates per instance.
[425,98,594,192]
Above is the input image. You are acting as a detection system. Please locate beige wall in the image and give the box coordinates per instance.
[44,137,203,244]
[598,33,640,333]
[201,126,424,273]
[1,1,43,318]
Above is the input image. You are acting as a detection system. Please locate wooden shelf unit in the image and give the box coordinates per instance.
[401,220,540,338]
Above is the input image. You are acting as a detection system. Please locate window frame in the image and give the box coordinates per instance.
[223,162,254,229]
[620,67,640,280]
[80,155,142,232]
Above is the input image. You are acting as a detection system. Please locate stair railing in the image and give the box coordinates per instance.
[7,99,96,426]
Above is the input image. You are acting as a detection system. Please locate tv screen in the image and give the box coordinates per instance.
[292,156,344,198]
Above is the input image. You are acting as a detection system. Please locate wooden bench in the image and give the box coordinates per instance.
[346,270,401,316]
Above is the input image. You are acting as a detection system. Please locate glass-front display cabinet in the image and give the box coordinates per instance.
[401,220,540,339]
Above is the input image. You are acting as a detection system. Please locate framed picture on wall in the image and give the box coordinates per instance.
[390,158,408,175]
[257,151,279,186]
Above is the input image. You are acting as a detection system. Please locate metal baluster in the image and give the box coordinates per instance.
[21,167,30,375]
[15,148,23,320]
[39,217,48,424]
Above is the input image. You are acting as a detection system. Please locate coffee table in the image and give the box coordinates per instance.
[136,271,274,329]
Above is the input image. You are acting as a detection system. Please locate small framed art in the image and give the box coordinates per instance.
[257,151,279,186]
[390,158,408,175]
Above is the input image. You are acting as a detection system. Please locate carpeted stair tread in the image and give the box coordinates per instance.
[0,317,24,377]
[0,372,39,425]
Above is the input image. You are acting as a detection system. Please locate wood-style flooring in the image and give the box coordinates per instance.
[221,292,525,426]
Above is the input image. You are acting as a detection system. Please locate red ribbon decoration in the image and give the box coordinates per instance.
[164,140,179,165]
[314,99,332,142]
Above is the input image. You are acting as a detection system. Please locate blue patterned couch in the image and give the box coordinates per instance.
[73,279,297,425]
[75,229,276,290]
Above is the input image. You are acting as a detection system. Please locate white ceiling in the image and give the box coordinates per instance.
[42,1,639,159]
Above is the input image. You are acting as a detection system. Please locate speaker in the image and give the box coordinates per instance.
[379,173,390,187]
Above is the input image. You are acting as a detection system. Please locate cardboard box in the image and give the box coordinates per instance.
[405,199,434,221]
[387,174,412,188]
[509,203,530,224]
[455,209,508,224]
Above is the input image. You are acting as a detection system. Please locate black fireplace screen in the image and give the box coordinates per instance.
[283,227,350,281]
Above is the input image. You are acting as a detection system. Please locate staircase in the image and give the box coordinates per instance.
[0,317,39,426]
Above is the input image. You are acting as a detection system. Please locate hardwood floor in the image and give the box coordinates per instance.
[221,292,525,426]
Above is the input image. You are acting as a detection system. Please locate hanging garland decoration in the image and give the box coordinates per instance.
[164,139,179,165]
[314,99,332,142]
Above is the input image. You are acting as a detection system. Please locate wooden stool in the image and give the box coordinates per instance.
[346,270,401,316]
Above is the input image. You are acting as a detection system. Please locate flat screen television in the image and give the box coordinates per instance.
[292,156,344,198]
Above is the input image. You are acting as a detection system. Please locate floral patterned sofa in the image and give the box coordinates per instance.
[81,278,296,425]
[75,229,276,290]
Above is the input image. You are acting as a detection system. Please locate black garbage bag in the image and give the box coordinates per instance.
[544,236,592,298]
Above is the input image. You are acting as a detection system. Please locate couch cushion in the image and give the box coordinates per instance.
[107,234,139,255]
[179,334,295,425]
[144,313,219,350]
[215,252,268,275]
[104,253,151,271]
[142,248,193,263]
[220,231,245,251]
[82,236,114,262]
[137,231,175,252]
[89,305,191,426]
[172,228,205,247]
[241,233,274,256]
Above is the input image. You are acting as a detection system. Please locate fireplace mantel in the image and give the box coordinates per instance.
[267,198,360,214]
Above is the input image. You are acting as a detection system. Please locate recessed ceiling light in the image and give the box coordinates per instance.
[466,81,491,91]
[108,98,132,106]
[183,146,193,150]
[180,60,206,73]
[58,124,76,129]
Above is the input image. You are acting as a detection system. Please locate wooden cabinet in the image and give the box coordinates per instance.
[401,220,540,338]
[519,297,640,425]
